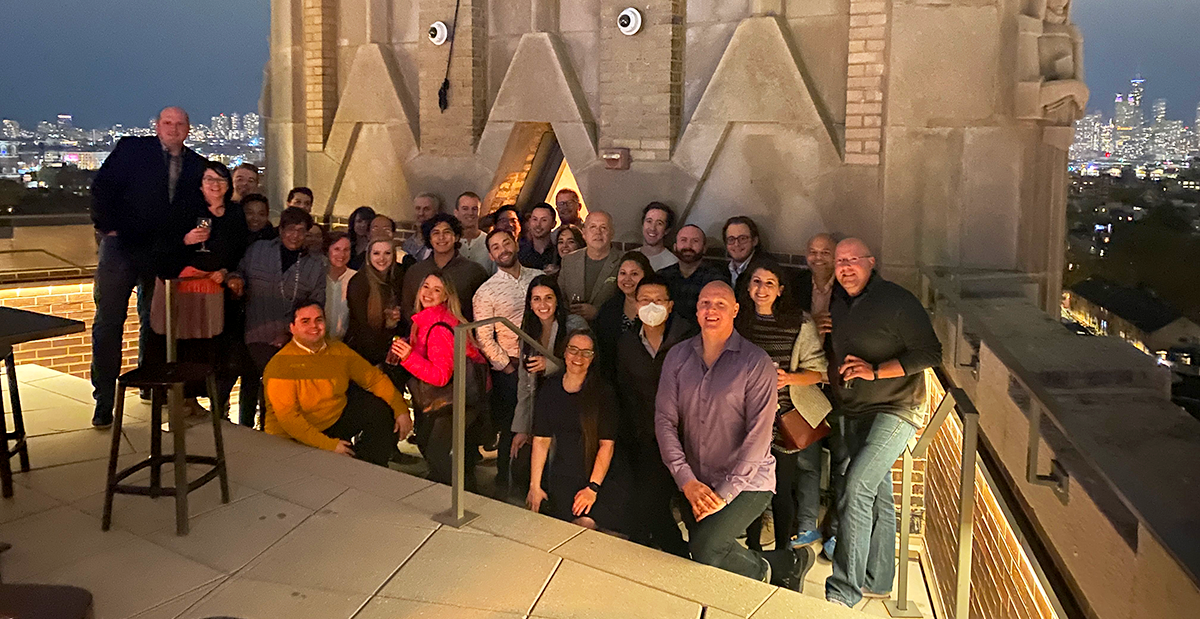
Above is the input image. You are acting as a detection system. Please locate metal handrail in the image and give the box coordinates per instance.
[434,315,557,528]
[886,371,979,618]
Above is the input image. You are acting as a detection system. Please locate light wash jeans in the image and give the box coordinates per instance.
[825,413,917,607]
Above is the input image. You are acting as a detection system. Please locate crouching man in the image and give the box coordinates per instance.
[263,301,413,466]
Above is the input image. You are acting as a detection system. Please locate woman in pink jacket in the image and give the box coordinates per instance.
[391,271,487,486]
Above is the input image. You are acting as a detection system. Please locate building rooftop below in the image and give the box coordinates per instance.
[1069,277,1181,333]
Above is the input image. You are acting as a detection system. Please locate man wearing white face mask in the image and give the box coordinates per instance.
[615,273,697,557]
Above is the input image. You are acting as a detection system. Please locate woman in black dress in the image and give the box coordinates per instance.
[345,239,406,379]
[527,330,627,532]
[150,161,249,415]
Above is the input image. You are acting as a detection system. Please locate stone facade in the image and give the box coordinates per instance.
[265,0,1087,309]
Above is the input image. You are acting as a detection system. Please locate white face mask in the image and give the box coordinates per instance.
[638,302,669,327]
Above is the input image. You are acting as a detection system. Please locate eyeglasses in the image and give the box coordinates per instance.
[835,255,873,267]
[725,235,752,245]
[565,345,595,359]
[202,176,228,185]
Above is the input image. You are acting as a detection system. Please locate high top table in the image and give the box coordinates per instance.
[0,306,86,497]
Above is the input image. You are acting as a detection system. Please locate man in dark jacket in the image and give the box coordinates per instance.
[89,106,206,427]
[824,238,942,608]
[615,274,696,558]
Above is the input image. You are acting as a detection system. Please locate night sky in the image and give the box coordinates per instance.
[1,0,1196,128]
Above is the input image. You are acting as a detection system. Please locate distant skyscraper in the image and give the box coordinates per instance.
[230,112,241,133]
[1152,99,1167,124]
[1,119,19,139]
[1129,75,1145,107]
[1071,111,1104,161]
[56,114,73,129]
[243,112,261,138]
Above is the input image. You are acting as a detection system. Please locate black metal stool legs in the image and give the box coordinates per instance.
[207,375,230,503]
[101,387,126,531]
[169,385,189,535]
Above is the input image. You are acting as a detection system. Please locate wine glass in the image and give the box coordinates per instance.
[196,217,212,253]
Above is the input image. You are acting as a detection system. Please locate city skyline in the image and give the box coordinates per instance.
[0,0,1196,128]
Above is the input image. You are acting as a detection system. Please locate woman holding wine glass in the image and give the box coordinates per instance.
[149,160,249,419]
[345,238,408,386]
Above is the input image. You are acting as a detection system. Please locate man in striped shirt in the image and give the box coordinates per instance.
[473,229,543,496]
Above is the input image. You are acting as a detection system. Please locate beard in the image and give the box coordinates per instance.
[677,248,700,263]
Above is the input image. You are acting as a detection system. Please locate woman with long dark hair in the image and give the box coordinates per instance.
[324,231,355,340]
[527,330,627,531]
[593,250,653,379]
[346,205,376,271]
[510,275,586,486]
[736,262,828,553]
[149,160,249,417]
[345,239,406,373]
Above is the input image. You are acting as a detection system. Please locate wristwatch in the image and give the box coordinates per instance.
[871,364,878,380]
[587,481,602,493]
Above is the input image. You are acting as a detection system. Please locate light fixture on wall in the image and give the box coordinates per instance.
[617,8,642,36]
[428,21,449,46]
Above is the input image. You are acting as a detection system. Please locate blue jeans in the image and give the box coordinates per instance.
[90,235,154,423]
[825,413,917,607]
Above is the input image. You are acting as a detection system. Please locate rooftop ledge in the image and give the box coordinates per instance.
[922,266,1200,613]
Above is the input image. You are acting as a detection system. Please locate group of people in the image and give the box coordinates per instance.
[89,106,942,610]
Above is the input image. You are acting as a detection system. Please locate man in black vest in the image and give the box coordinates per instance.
[89,106,206,427]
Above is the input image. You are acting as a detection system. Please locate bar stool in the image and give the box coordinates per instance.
[102,362,229,536]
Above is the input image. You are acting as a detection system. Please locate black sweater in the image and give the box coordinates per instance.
[829,272,942,427]
[614,315,698,452]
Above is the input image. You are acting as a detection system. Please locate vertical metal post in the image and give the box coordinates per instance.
[955,410,980,619]
[886,449,923,617]
[435,324,480,527]
[165,279,177,363]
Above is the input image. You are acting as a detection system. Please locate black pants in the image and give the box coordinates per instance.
[747,449,803,551]
[628,442,689,558]
[239,343,281,428]
[414,411,479,488]
[490,368,518,486]
[322,385,397,467]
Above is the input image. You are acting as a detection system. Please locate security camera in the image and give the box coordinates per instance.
[617,8,642,36]
[428,21,449,46]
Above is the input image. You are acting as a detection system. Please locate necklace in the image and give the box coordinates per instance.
[281,257,303,303]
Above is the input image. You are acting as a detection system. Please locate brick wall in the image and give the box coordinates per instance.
[0,280,138,378]
[419,0,488,156]
[599,0,684,162]
[303,0,338,151]
[924,385,1057,619]
[844,0,888,165]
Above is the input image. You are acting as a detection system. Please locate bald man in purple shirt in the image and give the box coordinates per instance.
[656,281,816,590]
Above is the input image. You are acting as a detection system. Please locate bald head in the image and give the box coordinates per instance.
[806,232,837,278]
[155,106,190,154]
[697,280,738,337]
[834,237,876,296]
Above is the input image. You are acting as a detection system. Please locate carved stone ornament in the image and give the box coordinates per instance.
[1015,0,1089,124]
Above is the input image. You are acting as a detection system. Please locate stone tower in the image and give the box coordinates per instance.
[265,0,1087,310]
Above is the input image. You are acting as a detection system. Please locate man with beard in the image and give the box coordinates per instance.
[400,212,490,322]
[473,229,544,497]
[231,163,261,204]
[658,224,727,326]
[519,202,557,271]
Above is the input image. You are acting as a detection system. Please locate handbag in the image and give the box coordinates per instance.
[777,320,833,451]
[406,322,488,419]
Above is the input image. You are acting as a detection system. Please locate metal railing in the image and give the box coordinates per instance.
[887,369,980,618]
[436,315,982,619]
[433,315,556,528]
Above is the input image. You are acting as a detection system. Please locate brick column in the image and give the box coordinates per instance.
[419,0,487,157]
[599,0,684,162]
[843,0,889,165]
[303,0,338,152]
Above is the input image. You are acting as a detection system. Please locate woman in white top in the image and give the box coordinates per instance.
[324,231,356,340]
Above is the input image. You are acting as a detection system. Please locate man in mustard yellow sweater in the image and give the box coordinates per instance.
[263,301,413,466]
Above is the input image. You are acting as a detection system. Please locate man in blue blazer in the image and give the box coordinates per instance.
[89,106,207,427]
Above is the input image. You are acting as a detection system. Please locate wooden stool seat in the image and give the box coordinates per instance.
[103,362,229,536]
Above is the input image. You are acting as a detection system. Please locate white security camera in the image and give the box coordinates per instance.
[617,8,642,36]
[428,21,449,46]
